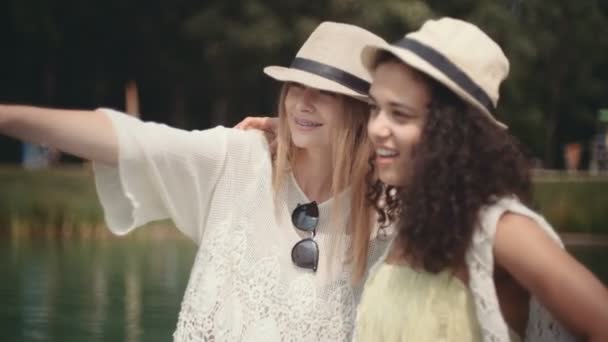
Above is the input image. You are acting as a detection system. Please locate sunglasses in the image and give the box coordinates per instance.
[291,201,319,272]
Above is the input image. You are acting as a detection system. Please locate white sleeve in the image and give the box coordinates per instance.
[92,108,236,243]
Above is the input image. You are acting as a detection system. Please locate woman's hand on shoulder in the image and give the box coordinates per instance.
[234,115,278,152]
[494,213,608,341]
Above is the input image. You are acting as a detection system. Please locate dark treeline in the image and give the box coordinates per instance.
[1,0,607,168]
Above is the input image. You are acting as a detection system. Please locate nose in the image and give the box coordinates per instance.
[295,87,317,112]
[367,110,391,140]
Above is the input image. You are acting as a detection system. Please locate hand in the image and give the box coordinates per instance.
[234,116,278,153]
[234,116,277,132]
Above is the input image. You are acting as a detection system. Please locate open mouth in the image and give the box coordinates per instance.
[294,117,323,129]
[375,147,399,164]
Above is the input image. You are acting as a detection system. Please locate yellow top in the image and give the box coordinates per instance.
[355,263,522,342]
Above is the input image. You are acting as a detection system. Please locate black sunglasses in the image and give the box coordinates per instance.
[291,201,319,272]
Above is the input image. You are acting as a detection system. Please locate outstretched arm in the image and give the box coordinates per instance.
[495,213,608,341]
[0,105,118,165]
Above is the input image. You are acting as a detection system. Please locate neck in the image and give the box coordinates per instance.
[292,147,334,203]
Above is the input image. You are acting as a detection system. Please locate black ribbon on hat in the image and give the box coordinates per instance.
[290,57,370,95]
[393,38,495,114]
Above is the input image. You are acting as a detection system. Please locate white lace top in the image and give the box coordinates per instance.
[92,109,390,342]
[468,197,577,342]
[363,197,578,342]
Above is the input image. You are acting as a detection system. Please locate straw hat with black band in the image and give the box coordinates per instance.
[265,21,386,102]
[361,17,509,129]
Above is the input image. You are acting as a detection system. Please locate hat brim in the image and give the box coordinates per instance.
[361,43,507,129]
[264,66,369,102]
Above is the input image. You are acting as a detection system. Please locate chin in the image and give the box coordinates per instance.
[379,172,406,187]
[290,134,328,150]
[292,140,325,150]
[291,136,311,148]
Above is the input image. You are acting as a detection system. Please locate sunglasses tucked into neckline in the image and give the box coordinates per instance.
[291,201,320,272]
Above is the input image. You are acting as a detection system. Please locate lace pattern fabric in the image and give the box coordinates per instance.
[361,197,577,342]
[93,109,391,342]
[467,197,577,342]
[172,209,381,341]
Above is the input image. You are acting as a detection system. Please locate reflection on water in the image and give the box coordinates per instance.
[0,229,606,342]
[0,229,196,342]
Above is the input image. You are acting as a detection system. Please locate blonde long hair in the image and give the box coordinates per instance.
[272,83,374,283]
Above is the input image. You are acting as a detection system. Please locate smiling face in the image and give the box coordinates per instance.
[284,83,345,150]
[367,60,433,186]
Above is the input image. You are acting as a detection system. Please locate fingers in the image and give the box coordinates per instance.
[234,116,273,131]
[234,117,254,130]
[262,129,276,142]
[261,117,278,133]
[233,116,279,154]
[269,140,278,155]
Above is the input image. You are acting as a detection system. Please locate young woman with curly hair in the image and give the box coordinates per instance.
[353,18,608,342]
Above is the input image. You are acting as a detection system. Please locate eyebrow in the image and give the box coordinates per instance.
[368,92,417,113]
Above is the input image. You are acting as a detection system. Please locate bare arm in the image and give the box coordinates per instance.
[494,213,608,341]
[0,105,118,165]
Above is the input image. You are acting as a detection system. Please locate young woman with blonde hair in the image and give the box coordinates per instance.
[0,22,390,341]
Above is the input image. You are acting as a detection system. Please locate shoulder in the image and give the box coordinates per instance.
[214,127,270,154]
[493,206,565,275]
[491,197,562,246]
[496,211,539,233]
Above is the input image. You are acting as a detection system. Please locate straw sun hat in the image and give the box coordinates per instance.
[361,17,510,128]
[264,21,386,102]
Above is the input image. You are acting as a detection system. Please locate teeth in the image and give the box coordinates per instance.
[295,117,322,127]
[376,148,398,157]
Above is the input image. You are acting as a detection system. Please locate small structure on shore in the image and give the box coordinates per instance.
[590,108,608,173]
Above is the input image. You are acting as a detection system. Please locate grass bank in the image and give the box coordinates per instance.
[1,166,607,235]
[533,173,608,235]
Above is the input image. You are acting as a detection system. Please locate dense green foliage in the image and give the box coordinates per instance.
[1,0,607,168]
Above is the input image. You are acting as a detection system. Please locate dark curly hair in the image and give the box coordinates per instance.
[367,69,532,273]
